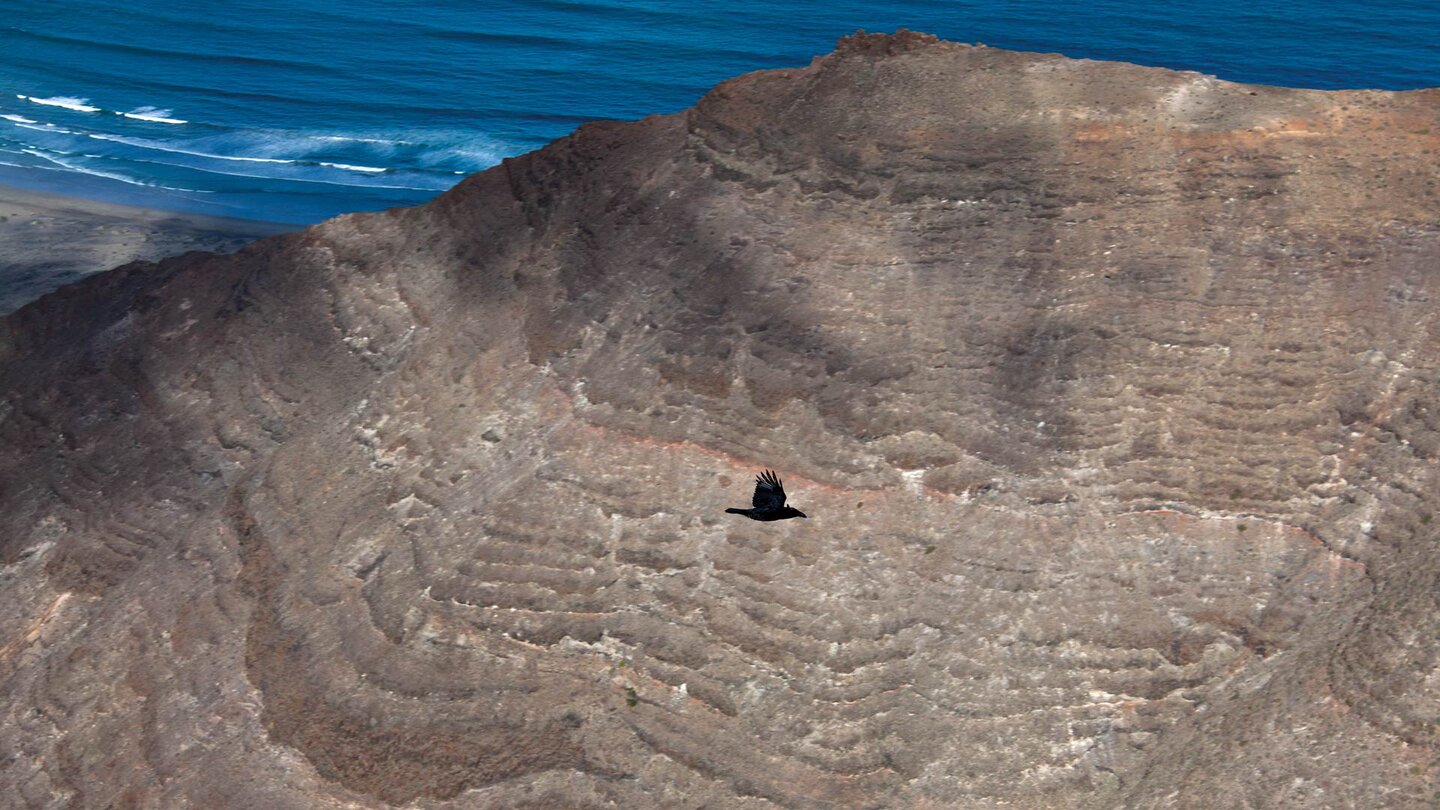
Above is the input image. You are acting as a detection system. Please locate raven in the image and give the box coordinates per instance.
[726,469,807,521]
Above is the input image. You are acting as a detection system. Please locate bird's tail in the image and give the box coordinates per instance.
[725,508,746,515]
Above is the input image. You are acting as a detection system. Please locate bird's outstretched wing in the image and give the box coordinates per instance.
[752,470,787,510]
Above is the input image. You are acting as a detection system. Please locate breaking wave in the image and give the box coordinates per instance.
[0,84,499,220]
[0,105,502,211]
[117,106,188,124]
[18,146,207,192]
[17,95,101,113]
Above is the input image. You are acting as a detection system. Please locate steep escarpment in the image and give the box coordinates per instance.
[2,31,1438,808]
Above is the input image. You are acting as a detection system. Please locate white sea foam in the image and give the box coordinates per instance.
[117,107,187,125]
[22,147,137,183]
[3,119,80,135]
[93,126,499,176]
[0,114,78,134]
[85,134,438,188]
[86,133,295,163]
[92,151,436,190]
[187,164,438,191]
[18,95,101,113]
[3,113,482,207]
[20,124,78,135]
[320,162,387,173]
[320,134,406,145]
[18,147,202,192]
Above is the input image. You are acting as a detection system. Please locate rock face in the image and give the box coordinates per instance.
[2,31,1438,808]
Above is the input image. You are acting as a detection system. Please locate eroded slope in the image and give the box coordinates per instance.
[1,32,1437,808]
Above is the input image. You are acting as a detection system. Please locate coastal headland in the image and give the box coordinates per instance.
[1,32,1438,809]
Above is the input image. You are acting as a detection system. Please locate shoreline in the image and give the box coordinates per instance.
[0,184,297,315]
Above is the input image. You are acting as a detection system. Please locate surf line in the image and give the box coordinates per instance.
[17,95,101,113]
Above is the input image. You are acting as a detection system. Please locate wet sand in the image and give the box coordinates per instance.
[0,185,295,314]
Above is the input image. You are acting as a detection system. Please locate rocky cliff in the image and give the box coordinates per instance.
[2,31,1438,808]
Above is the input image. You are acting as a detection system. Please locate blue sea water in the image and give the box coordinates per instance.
[1,1,1437,224]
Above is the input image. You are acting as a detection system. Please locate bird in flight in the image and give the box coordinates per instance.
[726,469,807,521]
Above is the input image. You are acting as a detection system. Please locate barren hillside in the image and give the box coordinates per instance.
[2,31,1438,808]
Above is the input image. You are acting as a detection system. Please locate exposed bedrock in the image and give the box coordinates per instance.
[1,31,1438,808]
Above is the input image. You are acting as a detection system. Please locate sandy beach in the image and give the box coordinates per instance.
[0,185,295,314]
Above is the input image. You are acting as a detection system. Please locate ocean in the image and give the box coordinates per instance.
[1,1,1437,225]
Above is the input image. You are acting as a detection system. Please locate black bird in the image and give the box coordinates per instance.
[726,469,807,521]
